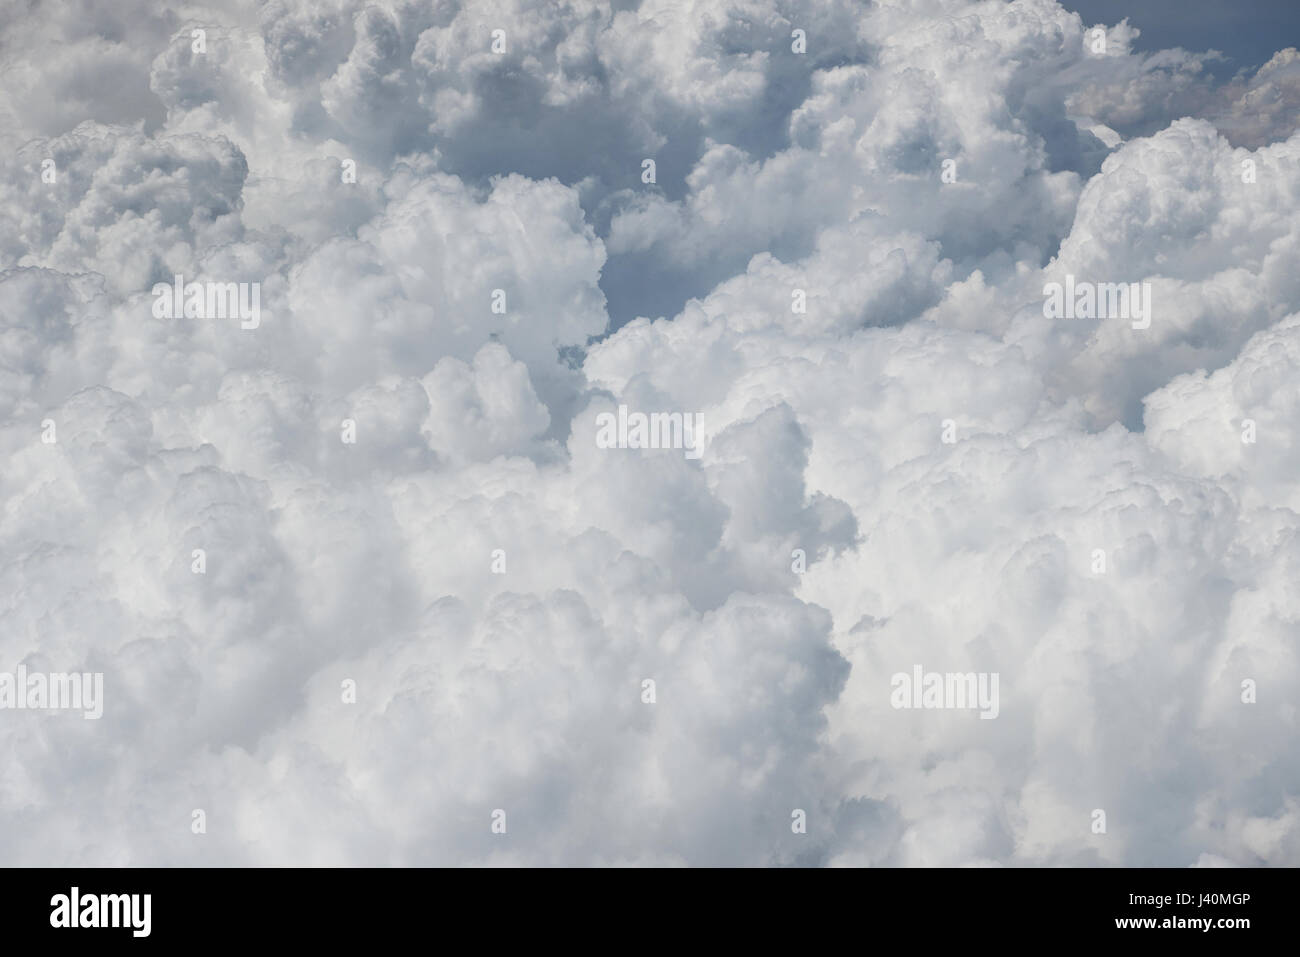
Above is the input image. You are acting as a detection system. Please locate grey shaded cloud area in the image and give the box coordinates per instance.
[0,0,1297,867]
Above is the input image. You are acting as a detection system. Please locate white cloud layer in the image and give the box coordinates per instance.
[1,0,1298,865]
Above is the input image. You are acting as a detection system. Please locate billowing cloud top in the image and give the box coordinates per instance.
[0,0,1298,866]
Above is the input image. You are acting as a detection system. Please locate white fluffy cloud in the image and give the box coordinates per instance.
[1,0,1298,866]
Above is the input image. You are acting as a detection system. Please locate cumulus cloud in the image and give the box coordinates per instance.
[1,0,1298,867]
